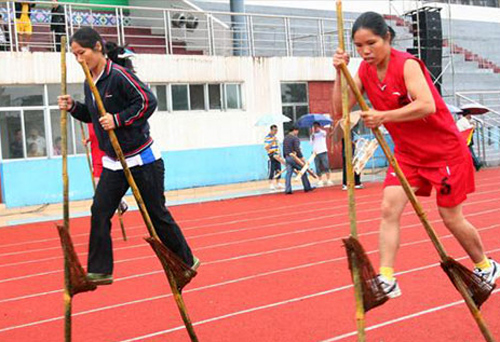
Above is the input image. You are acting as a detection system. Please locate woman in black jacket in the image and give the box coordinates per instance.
[58,27,198,285]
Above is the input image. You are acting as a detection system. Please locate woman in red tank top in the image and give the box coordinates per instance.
[332,12,498,298]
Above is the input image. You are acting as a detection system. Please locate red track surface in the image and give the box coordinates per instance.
[1,168,500,342]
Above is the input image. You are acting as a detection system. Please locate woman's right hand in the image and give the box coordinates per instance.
[58,95,74,111]
[333,48,350,71]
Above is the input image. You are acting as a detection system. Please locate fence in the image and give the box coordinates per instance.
[0,1,353,57]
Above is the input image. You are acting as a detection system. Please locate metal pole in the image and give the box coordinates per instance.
[230,0,247,56]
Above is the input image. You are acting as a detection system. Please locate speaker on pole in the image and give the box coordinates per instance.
[406,7,443,94]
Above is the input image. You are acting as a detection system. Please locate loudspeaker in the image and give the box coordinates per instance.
[412,11,442,34]
[411,9,443,48]
[406,47,442,68]
[407,48,442,94]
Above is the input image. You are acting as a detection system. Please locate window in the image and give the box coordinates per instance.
[168,83,242,111]
[155,85,168,111]
[47,84,85,106]
[50,110,75,156]
[172,84,189,111]
[208,84,222,110]
[281,82,309,137]
[0,111,24,160]
[24,110,47,158]
[0,85,44,107]
[225,84,242,109]
[0,84,89,161]
[189,84,205,110]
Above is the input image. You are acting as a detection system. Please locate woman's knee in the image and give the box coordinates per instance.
[380,200,402,221]
[439,206,464,228]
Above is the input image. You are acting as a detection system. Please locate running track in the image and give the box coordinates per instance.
[1,168,500,341]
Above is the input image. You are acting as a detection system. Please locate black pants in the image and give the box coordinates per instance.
[88,159,194,274]
[341,139,361,186]
[52,29,65,52]
[268,154,281,179]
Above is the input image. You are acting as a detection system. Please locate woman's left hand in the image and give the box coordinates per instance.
[360,109,385,128]
[99,113,116,131]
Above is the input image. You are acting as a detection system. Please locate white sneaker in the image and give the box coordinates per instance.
[317,181,325,188]
[474,258,500,286]
[326,180,334,186]
[276,183,284,189]
[269,184,277,191]
[355,184,365,189]
[376,274,402,298]
[342,185,347,191]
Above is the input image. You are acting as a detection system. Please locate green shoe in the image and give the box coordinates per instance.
[86,273,113,285]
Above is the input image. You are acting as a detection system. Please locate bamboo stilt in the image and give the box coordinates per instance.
[78,60,198,341]
[338,62,496,342]
[60,36,73,342]
[335,2,365,341]
[79,122,127,241]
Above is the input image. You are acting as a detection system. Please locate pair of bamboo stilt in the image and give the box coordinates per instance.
[58,37,199,341]
[335,2,496,341]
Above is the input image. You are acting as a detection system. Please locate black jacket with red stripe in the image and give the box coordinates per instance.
[70,60,158,159]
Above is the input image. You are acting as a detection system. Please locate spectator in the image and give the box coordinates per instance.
[15,1,35,52]
[456,113,483,171]
[283,125,314,194]
[53,136,62,155]
[9,129,24,158]
[0,13,9,51]
[26,128,46,155]
[310,121,334,187]
[50,0,66,52]
[340,112,363,190]
[264,124,283,191]
[27,142,43,157]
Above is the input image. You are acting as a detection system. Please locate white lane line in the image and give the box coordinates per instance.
[2,190,499,268]
[318,289,500,342]
[2,202,499,285]
[0,198,384,258]
[1,179,498,251]
[0,190,381,249]
[115,255,500,342]
[1,229,499,335]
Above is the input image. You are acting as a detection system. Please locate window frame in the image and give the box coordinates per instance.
[0,84,87,162]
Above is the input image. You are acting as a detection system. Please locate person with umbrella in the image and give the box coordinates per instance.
[264,124,284,191]
[283,125,314,194]
[310,121,334,187]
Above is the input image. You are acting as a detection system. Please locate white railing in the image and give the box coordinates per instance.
[0,0,353,57]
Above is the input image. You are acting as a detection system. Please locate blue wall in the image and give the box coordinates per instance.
[0,157,95,208]
[0,143,314,208]
[1,139,392,208]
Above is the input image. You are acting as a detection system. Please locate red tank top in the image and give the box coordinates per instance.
[88,124,105,165]
[358,48,468,167]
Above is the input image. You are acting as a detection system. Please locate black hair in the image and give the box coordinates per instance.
[290,124,299,132]
[270,124,277,130]
[388,26,396,43]
[105,41,135,71]
[70,27,134,71]
[313,121,320,126]
[352,12,389,40]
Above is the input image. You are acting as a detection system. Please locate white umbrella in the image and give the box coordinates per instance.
[460,103,490,115]
[255,114,291,126]
[446,103,463,115]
